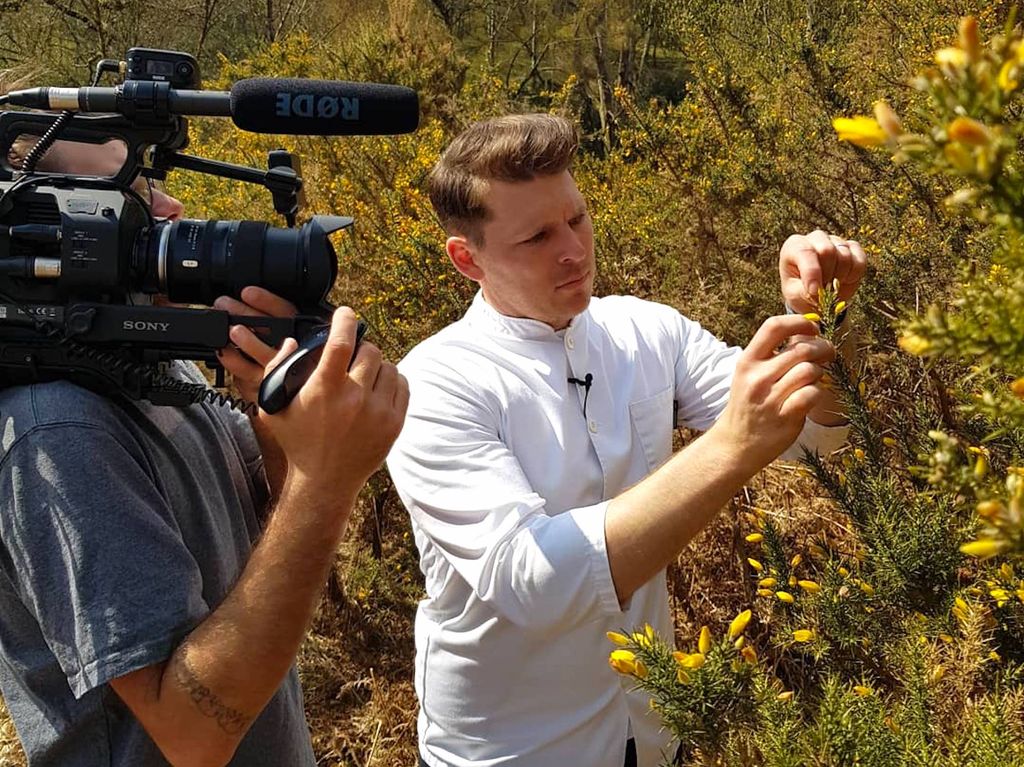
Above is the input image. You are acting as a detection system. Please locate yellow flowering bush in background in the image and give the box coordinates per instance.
[611,17,1024,765]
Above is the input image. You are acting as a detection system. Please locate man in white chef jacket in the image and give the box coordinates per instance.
[386,113,864,767]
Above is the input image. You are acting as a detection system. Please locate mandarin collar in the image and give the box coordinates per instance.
[466,291,588,341]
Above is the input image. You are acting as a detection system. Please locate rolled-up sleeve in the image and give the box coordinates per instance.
[672,314,742,430]
[387,361,623,634]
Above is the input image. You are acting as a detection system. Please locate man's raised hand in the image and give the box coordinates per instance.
[711,314,835,467]
[779,229,867,314]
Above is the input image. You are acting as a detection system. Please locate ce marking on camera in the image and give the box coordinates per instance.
[0,304,61,321]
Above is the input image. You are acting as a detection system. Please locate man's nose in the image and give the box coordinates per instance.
[558,224,586,262]
[151,189,184,221]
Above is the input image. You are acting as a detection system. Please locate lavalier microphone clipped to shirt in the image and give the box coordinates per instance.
[567,373,594,418]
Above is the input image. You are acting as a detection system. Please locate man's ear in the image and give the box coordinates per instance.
[446,236,485,282]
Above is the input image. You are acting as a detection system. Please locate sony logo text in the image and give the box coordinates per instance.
[123,320,170,332]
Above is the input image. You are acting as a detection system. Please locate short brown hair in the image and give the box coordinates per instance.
[427,113,579,244]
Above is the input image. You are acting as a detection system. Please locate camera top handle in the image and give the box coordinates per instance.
[0,111,307,226]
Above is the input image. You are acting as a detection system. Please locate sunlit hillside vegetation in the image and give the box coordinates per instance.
[3,1,1024,764]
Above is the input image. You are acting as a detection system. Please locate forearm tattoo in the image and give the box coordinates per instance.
[172,658,251,735]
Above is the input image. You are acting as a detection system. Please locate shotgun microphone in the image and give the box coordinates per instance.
[5,78,420,136]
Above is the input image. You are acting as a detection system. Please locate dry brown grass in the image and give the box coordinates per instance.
[0,461,842,766]
[0,694,24,767]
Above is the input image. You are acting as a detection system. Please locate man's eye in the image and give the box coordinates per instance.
[524,230,547,244]
[569,213,587,227]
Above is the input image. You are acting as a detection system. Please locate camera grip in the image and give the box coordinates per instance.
[257,319,366,414]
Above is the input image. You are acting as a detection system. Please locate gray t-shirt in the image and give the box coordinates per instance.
[0,365,316,766]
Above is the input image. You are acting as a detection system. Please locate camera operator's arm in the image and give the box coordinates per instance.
[214,286,296,500]
[109,308,409,767]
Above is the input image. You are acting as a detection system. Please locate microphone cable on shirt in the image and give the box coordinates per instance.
[568,373,594,418]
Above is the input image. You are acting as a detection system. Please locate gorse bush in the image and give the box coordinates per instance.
[609,17,1024,766]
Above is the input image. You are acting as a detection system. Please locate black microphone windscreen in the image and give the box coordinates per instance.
[229,78,419,136]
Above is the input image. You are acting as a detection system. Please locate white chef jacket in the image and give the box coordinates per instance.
[387,292,847,767]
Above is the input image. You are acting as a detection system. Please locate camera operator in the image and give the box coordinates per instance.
[0,135,409,766]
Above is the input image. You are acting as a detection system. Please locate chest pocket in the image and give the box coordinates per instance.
[629,385,675,472]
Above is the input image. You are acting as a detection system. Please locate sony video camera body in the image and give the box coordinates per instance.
[0,48,417,409]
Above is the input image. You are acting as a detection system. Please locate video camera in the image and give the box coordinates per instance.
[0,48,418,410]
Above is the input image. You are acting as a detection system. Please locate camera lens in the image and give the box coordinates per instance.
[137,217,342,311]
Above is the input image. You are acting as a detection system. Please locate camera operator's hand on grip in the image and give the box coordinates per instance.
[711,315,834,467]
[258,307,408,499]
[214,286,299,403]
[257,319,366,414]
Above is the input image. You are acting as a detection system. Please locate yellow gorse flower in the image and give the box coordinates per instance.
[798,580,821,594]
[676,652,706,670]
[776,591,795,604]
[947,116,991,146]
[958,16,980,60]
[853,685,874,697]
[961,539,1008,558]
[935,47,969,68]
[974,453,988,479]
[832,116,888,148]
[698,625,712,654]
[745,533,764,543]
[977,500,1003,520]
[608,649,637,675]
[747,558,764,572]
[728,609,752,639]
[793,629,815,642]
[758,577,778,588]
[777,690,794,701]
[898,333,931,356]
[606,631,630,646]
[999,60,1019,91]
[943,142,975,174]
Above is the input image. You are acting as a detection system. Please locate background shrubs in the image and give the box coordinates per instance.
[2,1,1023,764]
